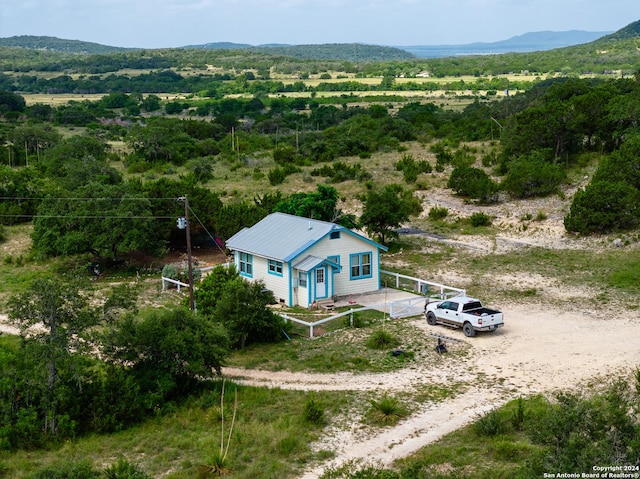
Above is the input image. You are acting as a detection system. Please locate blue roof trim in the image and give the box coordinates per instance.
[341,228,388,252]
[226,212,387,262]
[283,239,317,263]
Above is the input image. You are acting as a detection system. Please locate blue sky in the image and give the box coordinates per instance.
[0,0,637,48]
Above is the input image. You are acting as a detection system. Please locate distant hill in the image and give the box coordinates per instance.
[182,42,415,61]
[181,41,252,50]
[0,35,129,54]
[594,19,640,42]
[250,43,415,61]
[401,30,611,58]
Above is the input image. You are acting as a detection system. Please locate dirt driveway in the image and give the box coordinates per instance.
[223,299,640,478]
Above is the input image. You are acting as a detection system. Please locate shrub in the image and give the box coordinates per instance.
[268,166,287,186]
[535,211,548,221]
[303,395,325,425]
[501,154,566,199]
[199,451,231,478]
[104,458,153,479]
[366,395,407,426]
[365,329,400,350]
[28,460,101,479]
[162,264,179,281]
[395,154,432,184]
[320,459,400,479]
[428,206,448,220]
[474,408,508,437]
[344,312,364,328]
[268,164,302,185]
[481,150,498,167]
[564,181,640,234]
[512,396,526,431]
[448,165,499,203]
[470,212,492,227]
[431,142,453,169]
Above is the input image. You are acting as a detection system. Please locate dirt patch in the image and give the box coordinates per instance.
[221,181,640,477]
[224,299,640,478]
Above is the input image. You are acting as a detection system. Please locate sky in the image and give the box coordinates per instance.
[0,0,638,49]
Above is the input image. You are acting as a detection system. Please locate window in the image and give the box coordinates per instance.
[298,271,307,288]
[330,231,341,240]
[441,301,458,311]
[239,252,253,277]
[327,255,340,265]
[350,252,372,279]
[268,259,283,276]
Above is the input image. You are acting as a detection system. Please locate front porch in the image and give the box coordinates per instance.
[280,271,466,338]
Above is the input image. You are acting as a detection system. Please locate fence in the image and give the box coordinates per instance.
[278,307,375,339]
[161,277,189,292]
[380,270,465,299]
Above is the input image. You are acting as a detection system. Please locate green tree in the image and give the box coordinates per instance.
[32,182,163,260]
[360,184,422,244]
[447,164,499,202]
[102,307,230,395]
[275,184,354,226]
[213,278,287,349]
[126,118,195,165]
[193,264,240,317]
[564,180,640,234]
[8,278,98,435]
[0,90,26,114]
[141,94,161,112]
[8,123,61,165]
[501,151,566,199]
[0,165,43,225]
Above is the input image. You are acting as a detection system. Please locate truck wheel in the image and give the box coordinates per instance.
[463,322,476,337]
[426,312,437,326]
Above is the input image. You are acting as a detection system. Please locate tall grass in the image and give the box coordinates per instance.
[3,383,354,479]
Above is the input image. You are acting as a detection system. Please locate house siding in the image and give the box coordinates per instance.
[251,256,291,305]
[227,213,386,308]
[299,233,381,299]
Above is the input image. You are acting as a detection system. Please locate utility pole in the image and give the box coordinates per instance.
[177,195,195,311]
[184,195,195,311]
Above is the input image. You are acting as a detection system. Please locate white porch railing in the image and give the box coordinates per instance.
[161,277,189,292]
[380,269,465,299]
[279,307,374,339]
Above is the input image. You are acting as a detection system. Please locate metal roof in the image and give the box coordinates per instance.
[226,212,340,261]
[293,255,342,272]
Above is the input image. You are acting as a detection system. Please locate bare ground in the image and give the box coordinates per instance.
[222,186,640,478]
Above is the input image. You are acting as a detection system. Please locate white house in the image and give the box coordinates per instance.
[225,212,388,308]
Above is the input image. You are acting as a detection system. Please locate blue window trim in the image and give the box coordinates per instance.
[268,259,283,277]
[327,255,340,265]
[349,252,372,280]
[238,252,253,278]
[330,231,341,240]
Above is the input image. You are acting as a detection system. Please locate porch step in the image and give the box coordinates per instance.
[317,300,335,311]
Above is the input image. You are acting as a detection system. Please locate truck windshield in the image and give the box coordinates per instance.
[462,302,483,312]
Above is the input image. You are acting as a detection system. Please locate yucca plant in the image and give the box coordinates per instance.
[200,381,237,477]
[366,329,399,350]
[366,394,407,426]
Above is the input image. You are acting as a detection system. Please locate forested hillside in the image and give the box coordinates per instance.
[1,20,639,76]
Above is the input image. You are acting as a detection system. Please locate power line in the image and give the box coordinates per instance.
[0,214,176,220]
[0,196,182,202]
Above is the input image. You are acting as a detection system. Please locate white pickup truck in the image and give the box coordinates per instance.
[425,296,504,337]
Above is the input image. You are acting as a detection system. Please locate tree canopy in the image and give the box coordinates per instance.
[360,184,422,245]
